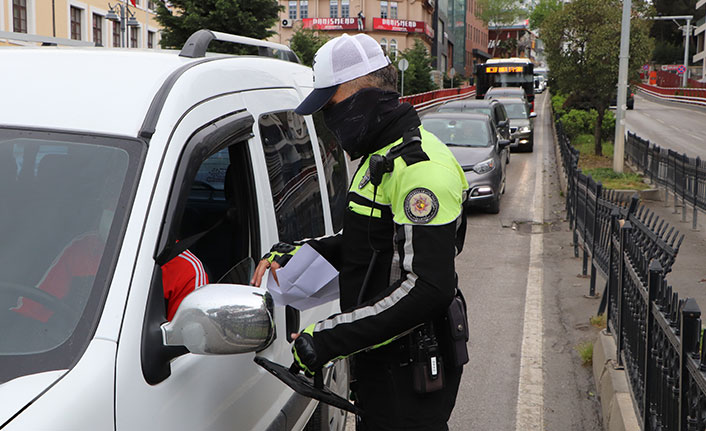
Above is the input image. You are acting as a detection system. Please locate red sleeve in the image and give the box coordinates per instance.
[12,234,103,322]
[162,250,208,321]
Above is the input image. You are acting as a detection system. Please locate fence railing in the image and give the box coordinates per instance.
[400,86,476,110]
[625,131,706,230]
[555,115,706,430]
[637,84,706,108]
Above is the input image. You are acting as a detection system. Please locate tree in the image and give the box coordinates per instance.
[477,0,523,57]
[529,0,563,31]
[155,0,282,53]
[542,0,652,156]
[289,25,329,67]
[397,39,435,96]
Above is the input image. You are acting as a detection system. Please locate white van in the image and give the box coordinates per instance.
[0,30,349,430]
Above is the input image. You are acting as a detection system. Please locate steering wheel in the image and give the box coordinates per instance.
[0,281,77,320]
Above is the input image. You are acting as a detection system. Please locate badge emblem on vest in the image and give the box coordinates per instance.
[359,168,371,189]
[404,188,439,223]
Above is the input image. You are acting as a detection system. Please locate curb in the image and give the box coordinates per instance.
[592,331,640,431]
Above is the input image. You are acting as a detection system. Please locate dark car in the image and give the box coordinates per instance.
[495,97,537,152]
[437,99,513,162]
[421,112,511,214]
[484,86,528,103]
[611,85,635,110]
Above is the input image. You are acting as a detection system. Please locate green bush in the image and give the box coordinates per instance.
[560,109,595,139]
[552,93,568,117]
[601,110,616,142]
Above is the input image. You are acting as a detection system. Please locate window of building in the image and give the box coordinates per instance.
[259,111,325,243]
[330,0,338,18]
[300,0,309,18]
[129,26,138,48]
[112,21,121,47]
[389,39,398,61]
[288,1,297,20]
[380,38,387,54]
[390,2,398,19]
[148,31,155,49]
[70,6,82,41]
[148,0,156,10]
[380,1,388,19]
[340,0,349,18]
[92,14,103,46]
[12,0,27,33]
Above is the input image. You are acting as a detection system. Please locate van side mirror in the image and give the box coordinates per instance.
[161,284,275,355]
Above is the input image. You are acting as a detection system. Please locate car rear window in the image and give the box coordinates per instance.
[422,118,491,147]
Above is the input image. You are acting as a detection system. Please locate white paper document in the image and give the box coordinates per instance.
[266,243,340,310]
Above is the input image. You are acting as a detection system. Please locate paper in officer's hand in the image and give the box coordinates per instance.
[265,244,339,310]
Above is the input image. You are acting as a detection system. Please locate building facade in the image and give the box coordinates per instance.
[431,0,453,86]
[1,0,163,48]
[488,19,537,62]
[464,0,489,78]
[694,0,706,81]
[272,0,435,64]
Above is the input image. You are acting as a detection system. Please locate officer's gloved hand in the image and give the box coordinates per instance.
[264,242,300,267]
[292,323,323,377]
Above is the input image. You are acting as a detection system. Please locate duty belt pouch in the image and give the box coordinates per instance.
[445,288,469,367]
[411,324,445,394]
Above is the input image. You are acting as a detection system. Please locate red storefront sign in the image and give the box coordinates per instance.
[302,17,361,31]
[372,18,434,38]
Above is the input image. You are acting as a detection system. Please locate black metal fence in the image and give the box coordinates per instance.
[555,117,706,430]
[626,132,706,230]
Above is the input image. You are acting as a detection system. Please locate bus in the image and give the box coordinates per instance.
[474,58,535,109]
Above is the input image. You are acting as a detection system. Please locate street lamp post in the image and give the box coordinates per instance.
[106,2,140,48]
[613,0,631,173]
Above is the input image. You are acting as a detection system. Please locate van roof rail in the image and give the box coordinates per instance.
[0,31,96,47]
[179,29,300,64]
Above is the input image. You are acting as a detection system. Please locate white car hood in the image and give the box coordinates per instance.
[0,370,66,424]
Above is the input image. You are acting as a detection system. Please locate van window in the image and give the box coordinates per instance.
[259,111,325,243]
[0,129,143,383]
[312,112,347,232]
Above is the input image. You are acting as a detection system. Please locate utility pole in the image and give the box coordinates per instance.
[613,0,631,173]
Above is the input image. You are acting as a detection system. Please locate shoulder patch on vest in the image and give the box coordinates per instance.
[404,188,439,223]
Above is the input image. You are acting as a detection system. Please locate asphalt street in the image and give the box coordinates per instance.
[625,91,706,155]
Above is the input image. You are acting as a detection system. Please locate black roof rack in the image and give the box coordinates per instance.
[0,30,96,47]
[179,29,300,64]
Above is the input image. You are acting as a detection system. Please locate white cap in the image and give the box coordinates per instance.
[295,33,391,115]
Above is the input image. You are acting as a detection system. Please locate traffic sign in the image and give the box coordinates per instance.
[449,67,456,78]
[398,58,409,72]
[677,65,687,75]
[642,64,649,71]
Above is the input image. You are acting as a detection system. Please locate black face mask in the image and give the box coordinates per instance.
[323,88,413,160]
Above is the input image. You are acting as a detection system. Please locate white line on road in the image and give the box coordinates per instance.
[514,94,546,431]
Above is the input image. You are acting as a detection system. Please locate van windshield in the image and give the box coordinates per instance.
[0,128,143,383]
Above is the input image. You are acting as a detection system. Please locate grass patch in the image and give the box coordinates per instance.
[571,134,648,190]
[575,341,594,366]
[590,314,607,329]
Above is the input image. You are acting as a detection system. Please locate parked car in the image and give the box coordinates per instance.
[0,30,349,431]
[421,113,511,214]
[495,97,537,153]
[437,99,513,162]
[611,85,635,110]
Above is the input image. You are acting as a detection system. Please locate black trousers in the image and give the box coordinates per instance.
[352,355,463,431]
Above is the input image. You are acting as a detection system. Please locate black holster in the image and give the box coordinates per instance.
[443,287,469,368]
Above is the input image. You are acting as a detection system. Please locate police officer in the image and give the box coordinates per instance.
[252,33,469,431]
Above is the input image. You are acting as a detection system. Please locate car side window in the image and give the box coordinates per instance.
[312,112,347,232]
[259,111,325,243]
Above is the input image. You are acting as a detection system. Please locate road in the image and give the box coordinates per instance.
[447,92,601,430]
[625,91,706,156]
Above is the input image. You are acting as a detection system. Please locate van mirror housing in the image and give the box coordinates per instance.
[161,284,276,355]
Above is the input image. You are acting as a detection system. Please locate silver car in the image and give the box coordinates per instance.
[422,113,511,214]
